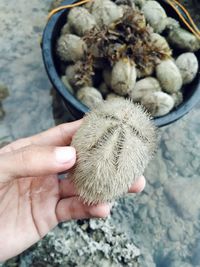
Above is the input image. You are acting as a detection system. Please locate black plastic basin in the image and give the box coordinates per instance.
[42,0,200,127]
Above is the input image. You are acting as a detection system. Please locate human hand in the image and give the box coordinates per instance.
[0,120,145,261]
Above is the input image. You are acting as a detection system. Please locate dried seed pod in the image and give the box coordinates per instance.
[61,23,71,35]
[171,91,183,107]
[76,86,103,109]
[130,77,161,102]
[56,34,87,62]
[106,93,123,100]
[176,52,199,85]
[91,0,123,27]
[142,1,167,32]
[0,85,9,100]
[71,99,157,204]
[156,59,183,94]
[98,82,110,97]
[68,7,97,36]
[141,91,175,117]
[167,28,200,52]
[111,59,137,96]
[61,76,74,94]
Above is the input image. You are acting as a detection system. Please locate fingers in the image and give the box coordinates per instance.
[30,120,83,146]
[0,120,83,154]
[0,145,76,182]
[56,197,111,222]
[59,178,78,198]
[128,175,146,193]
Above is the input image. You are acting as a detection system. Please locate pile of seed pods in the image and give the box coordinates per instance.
[56,0,199,117]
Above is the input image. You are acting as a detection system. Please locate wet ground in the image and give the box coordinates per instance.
[0,1,200,266]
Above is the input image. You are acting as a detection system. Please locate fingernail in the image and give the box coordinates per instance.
[55,147,75,164]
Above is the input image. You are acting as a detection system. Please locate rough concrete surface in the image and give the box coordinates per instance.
[0,0,200,266]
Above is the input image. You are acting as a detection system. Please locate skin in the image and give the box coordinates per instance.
[0,120,145,262]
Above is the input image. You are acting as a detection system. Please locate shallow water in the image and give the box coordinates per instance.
[0,1,200,266]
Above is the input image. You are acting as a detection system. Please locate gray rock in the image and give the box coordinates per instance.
[20,218,140,267]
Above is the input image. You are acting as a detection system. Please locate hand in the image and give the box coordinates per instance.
[0,120,145,262]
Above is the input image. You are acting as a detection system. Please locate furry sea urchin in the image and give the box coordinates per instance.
[71,99,157,204]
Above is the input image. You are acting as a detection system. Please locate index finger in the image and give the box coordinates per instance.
[0,119,83,153]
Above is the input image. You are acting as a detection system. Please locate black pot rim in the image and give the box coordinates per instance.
[42,0,200,127]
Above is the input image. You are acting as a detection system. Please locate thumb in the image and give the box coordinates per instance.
[0,145,76,182]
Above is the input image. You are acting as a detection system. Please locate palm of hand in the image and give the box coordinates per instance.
[0,175,59,259]
[0,121,145,262]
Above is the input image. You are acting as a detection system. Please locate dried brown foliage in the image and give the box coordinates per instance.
[83,9,172,76]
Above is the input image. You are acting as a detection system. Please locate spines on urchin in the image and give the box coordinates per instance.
[71,98,157,205]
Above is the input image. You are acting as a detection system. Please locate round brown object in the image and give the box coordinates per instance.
[71,99,157,204]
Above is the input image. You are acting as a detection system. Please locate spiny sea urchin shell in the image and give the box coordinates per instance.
[56,34,86,62]
[111,58,137,96]
[142,1,167,33]
[176,52,199,85]
[167,28,200,52]
[91,0,123,27]
[141,91,175,117]
[68,7,97,36]
[71,99,157,204]
[76,87,103,109]
[130,77,161,102]
[156,59,183,94]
